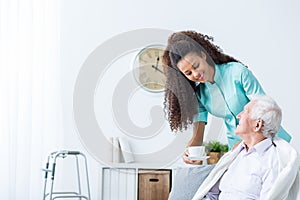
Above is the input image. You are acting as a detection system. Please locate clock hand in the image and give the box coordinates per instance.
[152,56,160,70]
[151,65,164,74]
[151,57,160,70]
[156,68,164,74]
[155,56,159,69]
[151,56,164,74]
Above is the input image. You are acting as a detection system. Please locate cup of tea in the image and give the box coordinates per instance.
[188,146,206,160]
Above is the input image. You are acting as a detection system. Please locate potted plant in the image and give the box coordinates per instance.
[204,141,228,164]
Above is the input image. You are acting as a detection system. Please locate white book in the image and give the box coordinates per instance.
[112,137,120,163]
[118,137,135,163]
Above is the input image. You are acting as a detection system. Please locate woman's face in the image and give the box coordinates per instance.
[177,52,215,83]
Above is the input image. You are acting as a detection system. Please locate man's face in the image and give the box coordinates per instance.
[235,101,257,136]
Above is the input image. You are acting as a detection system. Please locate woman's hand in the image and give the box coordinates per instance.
[182,122,205,165]
[182,147,203,165]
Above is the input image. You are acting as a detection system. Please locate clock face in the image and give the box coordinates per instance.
[133,45,166,92]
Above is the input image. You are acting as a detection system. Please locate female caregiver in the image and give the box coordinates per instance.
[162,30,291,164]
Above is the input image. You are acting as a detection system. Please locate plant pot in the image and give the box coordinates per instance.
[207,152,221,164]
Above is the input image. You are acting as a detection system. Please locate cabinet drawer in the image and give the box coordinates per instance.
[138,170,171,200]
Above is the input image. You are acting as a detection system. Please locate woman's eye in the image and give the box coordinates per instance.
[186,71,192,76]
[192,63,199,69]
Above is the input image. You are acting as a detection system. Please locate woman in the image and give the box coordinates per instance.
[162,30,291,164]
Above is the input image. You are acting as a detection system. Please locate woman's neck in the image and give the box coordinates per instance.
[207,64,215,84]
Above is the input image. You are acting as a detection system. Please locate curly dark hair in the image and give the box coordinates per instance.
[163,30,241,132]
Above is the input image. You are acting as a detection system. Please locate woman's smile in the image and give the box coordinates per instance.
[177,52,214,83]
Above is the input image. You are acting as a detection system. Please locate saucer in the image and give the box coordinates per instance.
[188,156,210,161]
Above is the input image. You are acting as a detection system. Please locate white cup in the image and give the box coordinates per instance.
[188,146,206,158]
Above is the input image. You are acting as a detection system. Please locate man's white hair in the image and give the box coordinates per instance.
[249,95,282,138]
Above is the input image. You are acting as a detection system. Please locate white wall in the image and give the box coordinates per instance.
[60,0,300,199]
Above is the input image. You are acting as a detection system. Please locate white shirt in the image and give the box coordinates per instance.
[205,138,278,200]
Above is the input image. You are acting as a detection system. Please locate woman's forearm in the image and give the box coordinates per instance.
[188,121,205,146]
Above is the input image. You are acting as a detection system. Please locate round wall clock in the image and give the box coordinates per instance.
[133,45,166,92]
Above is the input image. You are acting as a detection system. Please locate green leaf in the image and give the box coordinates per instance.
[203,141,228,153]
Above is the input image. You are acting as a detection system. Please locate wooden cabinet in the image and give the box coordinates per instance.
[138,169,171,200]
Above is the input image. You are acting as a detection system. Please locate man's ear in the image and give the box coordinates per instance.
[255,119,263,132]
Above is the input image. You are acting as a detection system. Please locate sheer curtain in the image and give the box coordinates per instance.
[0,0,63,199]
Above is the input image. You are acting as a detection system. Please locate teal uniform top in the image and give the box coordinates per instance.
[194,62,291,149]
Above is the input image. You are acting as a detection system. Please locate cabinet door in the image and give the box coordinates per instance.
[138,170,171,200]
[102,168,137,200]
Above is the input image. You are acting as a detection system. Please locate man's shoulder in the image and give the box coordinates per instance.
[273,137,299,164]
[274,137,293,147]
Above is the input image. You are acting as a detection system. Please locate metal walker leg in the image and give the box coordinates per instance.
[42,150,91,200]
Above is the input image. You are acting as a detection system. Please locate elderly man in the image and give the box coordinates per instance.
[192,95,300,200]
